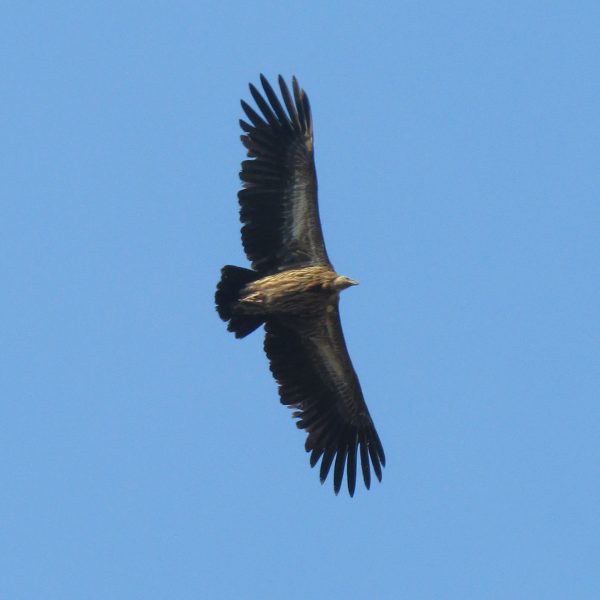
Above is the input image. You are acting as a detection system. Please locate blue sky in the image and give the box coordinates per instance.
[2,2,599,598]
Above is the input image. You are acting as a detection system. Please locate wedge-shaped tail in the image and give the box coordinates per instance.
[215,265,264,338]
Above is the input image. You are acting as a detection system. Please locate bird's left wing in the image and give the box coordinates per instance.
[238,75,331,274]
[263,304,385,496]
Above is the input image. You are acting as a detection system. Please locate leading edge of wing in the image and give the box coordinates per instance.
[238,75,331,274]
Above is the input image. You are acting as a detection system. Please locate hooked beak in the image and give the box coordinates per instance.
[333,275,359,290]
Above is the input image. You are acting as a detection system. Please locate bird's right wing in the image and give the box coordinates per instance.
[263,304,385,496]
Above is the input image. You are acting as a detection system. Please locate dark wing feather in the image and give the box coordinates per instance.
[263,305,385,496]
[239,75,331,274]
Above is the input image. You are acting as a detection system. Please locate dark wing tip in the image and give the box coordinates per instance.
[319,447,336,484]
[278,75,301,132]
[346,435,358,497]
[304,424,384,496]
[333,444,348,495]
[259,73,271,92]
[359,434,371,490]
[368,440,383,483]
[243,74,309,134]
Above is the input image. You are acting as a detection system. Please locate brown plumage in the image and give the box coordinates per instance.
[215,75,385,496]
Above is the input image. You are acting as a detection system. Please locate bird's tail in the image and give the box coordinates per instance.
[215,265,264,338]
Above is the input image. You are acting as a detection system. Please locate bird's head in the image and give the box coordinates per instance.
[332,275,359,291]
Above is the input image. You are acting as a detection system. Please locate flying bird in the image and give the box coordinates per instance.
[215,75,385,496]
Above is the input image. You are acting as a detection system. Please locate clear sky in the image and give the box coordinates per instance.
[2,2,599,599]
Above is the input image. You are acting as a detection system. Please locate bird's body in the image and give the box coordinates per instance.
[237,266,356,317]
[215,75,385,496]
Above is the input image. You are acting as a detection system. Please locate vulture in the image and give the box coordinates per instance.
[215,75,385,496]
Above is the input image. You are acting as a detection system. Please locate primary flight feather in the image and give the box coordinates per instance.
[215,75,385,496]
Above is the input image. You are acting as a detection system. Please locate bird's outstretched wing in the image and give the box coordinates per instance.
[239,75,331,274]
[264,305,385,496]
